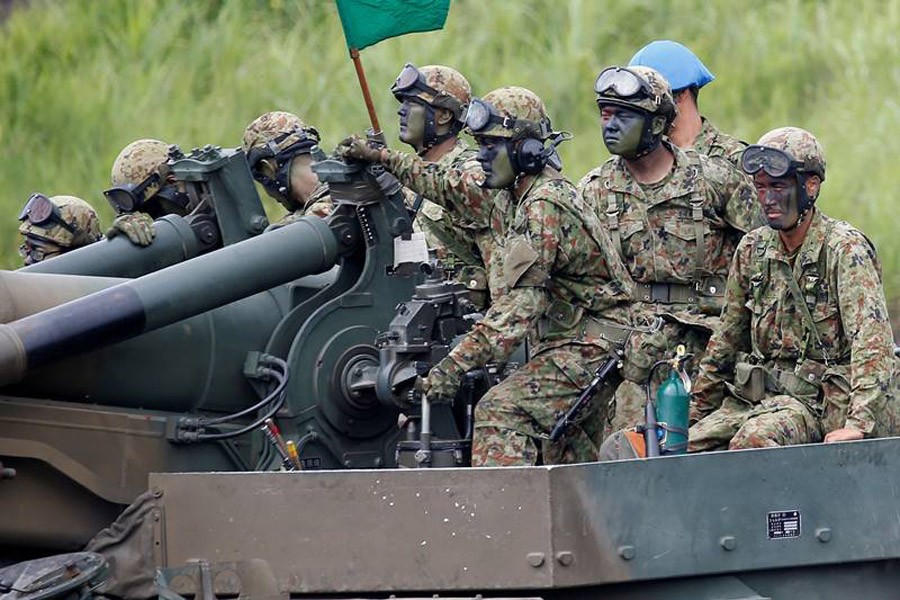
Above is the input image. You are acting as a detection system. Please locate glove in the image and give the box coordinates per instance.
[106,212,155,247]
[337,134,385,163]
[414,355,466,402]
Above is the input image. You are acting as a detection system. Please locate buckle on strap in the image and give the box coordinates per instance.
[583,316,632,346]
[635,282,697,304]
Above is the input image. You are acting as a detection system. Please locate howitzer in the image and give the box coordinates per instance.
[0,156,472,555]
[20,146,268,278]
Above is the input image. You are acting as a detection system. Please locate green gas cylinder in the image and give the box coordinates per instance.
[656,366,690,455]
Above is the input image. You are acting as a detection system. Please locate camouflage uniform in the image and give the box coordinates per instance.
[241,111,332,227]
[694,117,746,170]
[462,172,634,466]
[415,86,635,466]
[382,140,505,308]
[688,209,893,449]
[18,195,102,264]
[689,126,893,449]
[578,142,758,433]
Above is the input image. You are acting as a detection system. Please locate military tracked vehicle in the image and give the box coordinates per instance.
[1,149,899,600]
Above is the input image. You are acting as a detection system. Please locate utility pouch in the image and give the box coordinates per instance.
[458,265,489,310]
[621,325,668,383]
[538,298,582,339]
[696,276,727,316]
[733,361,767,403]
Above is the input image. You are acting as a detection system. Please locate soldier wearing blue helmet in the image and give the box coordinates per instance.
[629,40,746,168]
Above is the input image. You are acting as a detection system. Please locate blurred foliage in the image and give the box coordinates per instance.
[1,0,898,320]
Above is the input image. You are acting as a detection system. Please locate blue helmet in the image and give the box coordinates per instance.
[628,40,714,92]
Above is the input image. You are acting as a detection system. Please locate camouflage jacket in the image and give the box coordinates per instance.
[692,210,893,436]
[446,169,634,371]
[693,117,747,169]
[270,184,332,229]
[383,140,506,300]
[578,142,759,328]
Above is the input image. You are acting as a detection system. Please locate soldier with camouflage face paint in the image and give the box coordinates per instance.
[241,111,331,230]
[579,66,759,437]
[404,86,634,466]
[18,194,102,265]
[689,127,894,450]
[339,63,503,310]
[103,138,192,247]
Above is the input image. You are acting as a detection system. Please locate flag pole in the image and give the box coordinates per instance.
[349,48,381,134]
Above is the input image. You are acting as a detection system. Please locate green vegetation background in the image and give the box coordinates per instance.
[1,0,898,320]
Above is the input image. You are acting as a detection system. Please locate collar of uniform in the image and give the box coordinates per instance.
[759,208,827,267]
[434,137,469,167]
[604,141,700,203]
[693,117,719,156]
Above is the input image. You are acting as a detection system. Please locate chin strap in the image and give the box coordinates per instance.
[416,104,462,157]
[782,173,816,231]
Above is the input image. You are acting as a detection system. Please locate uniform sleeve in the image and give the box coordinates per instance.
[382,150,493,229]
[834,233,894,435]
[445,196,564,370]
[690,239,754,420]
[719,167,761,233]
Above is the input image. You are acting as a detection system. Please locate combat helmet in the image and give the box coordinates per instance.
[110,139,171,198]
[241,111,320,156]
[594,65,677,127]
[628,40,715,92]
[751,127,826,181]
[465,86,553,141]
[391,64,472,125]
[18,194,102,249]
[242,111,321,208]
[106,139,192,217]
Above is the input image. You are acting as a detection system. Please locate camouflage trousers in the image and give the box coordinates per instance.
[472,344,613,467]
[606,319,710,437]
[688,395,823,452]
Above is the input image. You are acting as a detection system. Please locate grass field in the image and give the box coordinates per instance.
[1,0,899,321]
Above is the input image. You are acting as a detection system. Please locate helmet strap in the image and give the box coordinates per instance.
[780,173,814,232]
[417,105,459,157]
[631,112,664,159]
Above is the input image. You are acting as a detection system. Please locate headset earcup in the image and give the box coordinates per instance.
[513,138,547,175]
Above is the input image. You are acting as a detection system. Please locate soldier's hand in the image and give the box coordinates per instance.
[337,134,385,163]
[415,355,466,402]
[823,427,865,443]
[106,212,155,247]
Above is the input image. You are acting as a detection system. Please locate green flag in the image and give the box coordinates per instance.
[335,0,451,51]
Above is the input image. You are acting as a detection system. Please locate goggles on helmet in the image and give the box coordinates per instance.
[741,145,806,178]
[594,67,653,99]
[391,63,441,101]
[18,193,77,235]
[465,98,551,139]
[103,172,162,214]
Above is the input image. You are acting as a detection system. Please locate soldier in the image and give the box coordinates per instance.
[103,138,191,246]
[339,63,502,310]
[579,66,758,435]
[413,86,634,466]
[689,127,894,449]
[241,111,331,229]
[629,40,746,168]
[18,193,102,265]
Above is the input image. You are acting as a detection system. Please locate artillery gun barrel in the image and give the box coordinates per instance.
[0,217,338,388]
[19,215,202,278]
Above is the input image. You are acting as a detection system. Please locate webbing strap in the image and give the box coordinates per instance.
[606,193,623,260]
